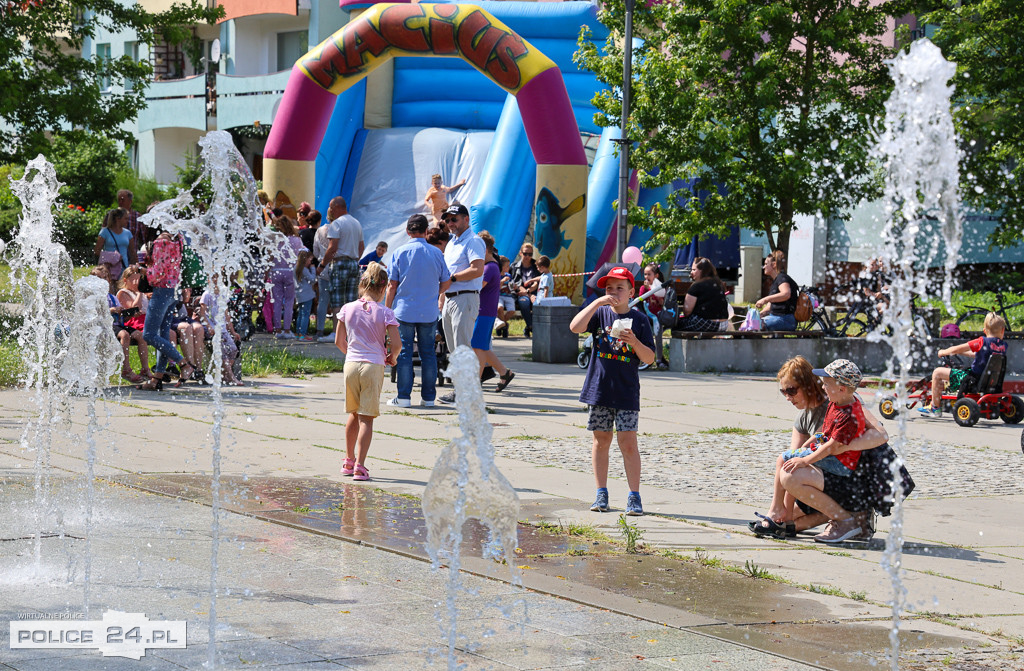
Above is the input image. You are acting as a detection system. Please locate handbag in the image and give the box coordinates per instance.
[739,308,762,332]
[794,291,812,322]
[99,228,126,278]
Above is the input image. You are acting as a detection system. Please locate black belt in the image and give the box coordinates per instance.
[445,290,479,298]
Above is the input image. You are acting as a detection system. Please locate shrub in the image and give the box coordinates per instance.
[48,132,130,210]
[113,165,172,212]
[0,164,25,246]
[53,203,106,263]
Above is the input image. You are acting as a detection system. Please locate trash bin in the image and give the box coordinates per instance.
[532,304,580,363]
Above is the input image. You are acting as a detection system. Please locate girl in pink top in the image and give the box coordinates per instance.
[335,262,401,481]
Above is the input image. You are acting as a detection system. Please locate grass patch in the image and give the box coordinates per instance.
[617,514,645,554]
[0,340,23,388]
[699,426,755,436]
[806,583,846,597]
[509,434,544,441]
[241,346,345,378]
[741,560,778,580]
[0,263,93,303]
[850,590,868,601]
[693,547,724,568]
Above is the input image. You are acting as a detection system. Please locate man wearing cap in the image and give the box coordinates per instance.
[385,214,451,408]
[317,196,364,342]
[438,203,485,404]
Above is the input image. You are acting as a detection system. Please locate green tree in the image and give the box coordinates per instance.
[0,0,223,165]
[923,0,1024,249]
[576,0,910,256]
[49,132,129,208]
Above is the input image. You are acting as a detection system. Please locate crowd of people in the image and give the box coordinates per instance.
[97,186,1002,544]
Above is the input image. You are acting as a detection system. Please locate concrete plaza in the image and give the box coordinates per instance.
[1,335,1022,670]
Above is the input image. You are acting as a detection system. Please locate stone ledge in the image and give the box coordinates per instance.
[669,336,1024,375]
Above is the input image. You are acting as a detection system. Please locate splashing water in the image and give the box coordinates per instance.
[423,345,521,669]
[59,275,123,614]
[140,130,284,669]
[7,156,75,572]
[870,38,964,669]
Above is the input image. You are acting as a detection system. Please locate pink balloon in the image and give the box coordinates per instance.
[622,246,643,265]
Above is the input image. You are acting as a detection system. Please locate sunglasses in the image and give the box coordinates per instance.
[521,251,533,256]
[779,386,799,397]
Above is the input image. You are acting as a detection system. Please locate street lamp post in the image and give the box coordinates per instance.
[613,0,635,263]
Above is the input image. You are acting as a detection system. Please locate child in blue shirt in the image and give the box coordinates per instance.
[570,266,656,516]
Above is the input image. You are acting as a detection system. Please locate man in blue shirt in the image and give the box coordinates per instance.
[385,214,451,407]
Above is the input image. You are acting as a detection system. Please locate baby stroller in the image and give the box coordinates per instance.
[389,319,452,387]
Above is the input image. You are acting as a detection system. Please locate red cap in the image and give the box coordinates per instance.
[597,266,636,289]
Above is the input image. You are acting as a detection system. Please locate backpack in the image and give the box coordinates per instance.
[147,236,183,288]
[657,285,679,329]
[794,290,812,322]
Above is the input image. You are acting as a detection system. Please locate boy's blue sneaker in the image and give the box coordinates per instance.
[590,489,610,512]
[917,405,941,418]
[625,492,644,516]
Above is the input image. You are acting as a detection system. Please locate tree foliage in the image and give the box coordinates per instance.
[49,131,129,207]
[923,0,1024,249]
[576,0,910,256]
[0,0,223,164]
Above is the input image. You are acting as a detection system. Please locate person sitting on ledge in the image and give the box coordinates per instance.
[677,256,730,332]
[756,250,799,331]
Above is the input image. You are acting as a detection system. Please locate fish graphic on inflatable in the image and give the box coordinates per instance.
[534,187,585,259]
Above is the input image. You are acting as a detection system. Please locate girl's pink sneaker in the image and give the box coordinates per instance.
[340,458,355,476]
[353,464,370,481]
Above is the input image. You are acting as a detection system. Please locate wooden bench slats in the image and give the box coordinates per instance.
[669,330,824,339]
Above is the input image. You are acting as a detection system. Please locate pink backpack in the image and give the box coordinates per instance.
[147,236,183,288]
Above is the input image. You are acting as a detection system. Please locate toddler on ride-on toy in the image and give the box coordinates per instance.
[918,312,1007,419]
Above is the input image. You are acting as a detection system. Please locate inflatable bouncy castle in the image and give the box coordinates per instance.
[262,0,675,300]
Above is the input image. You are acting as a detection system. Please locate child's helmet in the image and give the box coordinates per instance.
[940,323,961,338]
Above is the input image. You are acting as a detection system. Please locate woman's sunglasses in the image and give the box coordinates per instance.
[779,386,799,397]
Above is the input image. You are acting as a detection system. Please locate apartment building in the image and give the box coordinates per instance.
[82,0,347,184]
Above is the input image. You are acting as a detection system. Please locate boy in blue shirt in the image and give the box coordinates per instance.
[570,266,656,515]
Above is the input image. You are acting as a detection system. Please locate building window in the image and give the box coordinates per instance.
[123,41,138,89]
[96,43,111,91]
[277,30,308,72]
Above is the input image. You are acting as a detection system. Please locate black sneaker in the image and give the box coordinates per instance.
[439,392,456,404]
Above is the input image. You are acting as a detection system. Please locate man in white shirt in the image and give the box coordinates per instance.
[317,196,364,342]
[439,203,485,404]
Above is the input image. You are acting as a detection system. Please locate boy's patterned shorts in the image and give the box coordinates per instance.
[587,405,639,433]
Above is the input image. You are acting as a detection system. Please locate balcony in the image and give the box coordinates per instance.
[137,74,208,133]
[215,70,291,131]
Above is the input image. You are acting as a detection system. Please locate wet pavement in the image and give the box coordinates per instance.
[2,335,1023,669]
[2,475,823,671]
